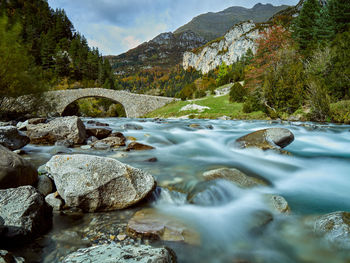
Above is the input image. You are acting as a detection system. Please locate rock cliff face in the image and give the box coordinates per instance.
[183,21,262,74]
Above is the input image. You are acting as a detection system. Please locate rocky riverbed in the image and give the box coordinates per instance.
[0,116,350,263]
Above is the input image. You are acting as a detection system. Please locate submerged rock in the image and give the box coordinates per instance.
[26,116,86,145]
[203,168,268,188]
[0,186,52,243]
[0,145,38,189]
[264,194,291,214]
[0,126,30,150]
[314,211,350,249]
[45,154,156,212]
[62,243,176,263]
[123,123,143,130]
[127,208,200,245]
[86,120,109,127]
[235,128,294,150]
[126,142,155,151]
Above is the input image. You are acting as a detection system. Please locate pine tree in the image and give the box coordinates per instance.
[293,0,321,50]
[315,5,335,43]
[328,0,350,34]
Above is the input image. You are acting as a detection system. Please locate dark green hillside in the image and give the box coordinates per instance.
[174,3,289,41]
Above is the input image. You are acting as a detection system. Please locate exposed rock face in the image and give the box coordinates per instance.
[62,243,176,263]
[203,168,268,188]
[235,128,295,150]
[127,208,200,245]
[126,142,155,151]
[0,126,30,150]
[45,154,156,212]
[183,21,262,74]
[0,145,38,189]
[314,211,350,249]
[0,186,52,243]
[26,116,86,145]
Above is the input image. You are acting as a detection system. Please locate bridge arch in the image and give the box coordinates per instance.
[61,96,126,117]
[42,88,176,118]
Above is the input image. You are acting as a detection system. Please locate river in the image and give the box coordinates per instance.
[15,118,350,263]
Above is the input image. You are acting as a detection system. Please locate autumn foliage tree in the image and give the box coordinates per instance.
[245,26,291,91]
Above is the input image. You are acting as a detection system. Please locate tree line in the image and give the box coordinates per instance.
[0,0,114,103]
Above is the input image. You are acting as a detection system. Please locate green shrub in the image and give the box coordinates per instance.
[229,83,247,103]
[330,100,350,124]
[243,91,265,113]
[306,80,331,122]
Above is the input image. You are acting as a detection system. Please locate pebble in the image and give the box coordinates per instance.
[117,234,127,241]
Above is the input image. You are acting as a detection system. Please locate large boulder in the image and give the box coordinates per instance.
[62,243,176,263]
[86,126,112,140]
[235,128,294,150]
[26,116,86,145]
[202,168,268,188]
[45,154,156,212]
[127,208,200,245]
[314,211,350,249]
[0,126,30,150]
[0,145,38,189]
[0,186,52,244]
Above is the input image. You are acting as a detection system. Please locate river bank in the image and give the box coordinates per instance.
[1,116,350,262]
[144,94,350,124]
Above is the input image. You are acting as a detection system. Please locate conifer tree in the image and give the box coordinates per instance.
[293,0,321,50]
[328,0,350,34]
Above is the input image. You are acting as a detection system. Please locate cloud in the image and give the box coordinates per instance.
[48,0,299,55]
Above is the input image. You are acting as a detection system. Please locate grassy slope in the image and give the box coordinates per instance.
[145,95,267,120]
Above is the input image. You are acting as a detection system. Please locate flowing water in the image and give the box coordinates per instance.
[15,118,350,262]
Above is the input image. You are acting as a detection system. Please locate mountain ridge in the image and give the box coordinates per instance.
[174,3,289,41]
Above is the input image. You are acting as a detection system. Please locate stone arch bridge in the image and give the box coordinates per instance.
[5,88,177,118]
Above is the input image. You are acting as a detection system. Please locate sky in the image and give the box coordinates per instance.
[47,0,299,56]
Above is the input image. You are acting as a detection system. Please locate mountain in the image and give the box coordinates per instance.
[109,3,290,74]
[108,30,206,74]
[174,3,289,41]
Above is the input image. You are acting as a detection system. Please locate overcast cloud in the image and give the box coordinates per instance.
[48,0,299,55]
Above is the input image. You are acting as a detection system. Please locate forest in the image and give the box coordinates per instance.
[0,0,115,118]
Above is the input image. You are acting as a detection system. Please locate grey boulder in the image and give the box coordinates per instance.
[45,154,156,212]
[0,145,38,189]
[0,126,30,150]
[26,116,86,145]
[0,186,52,243]
[62,243,175,263]
[235,128,294,150]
